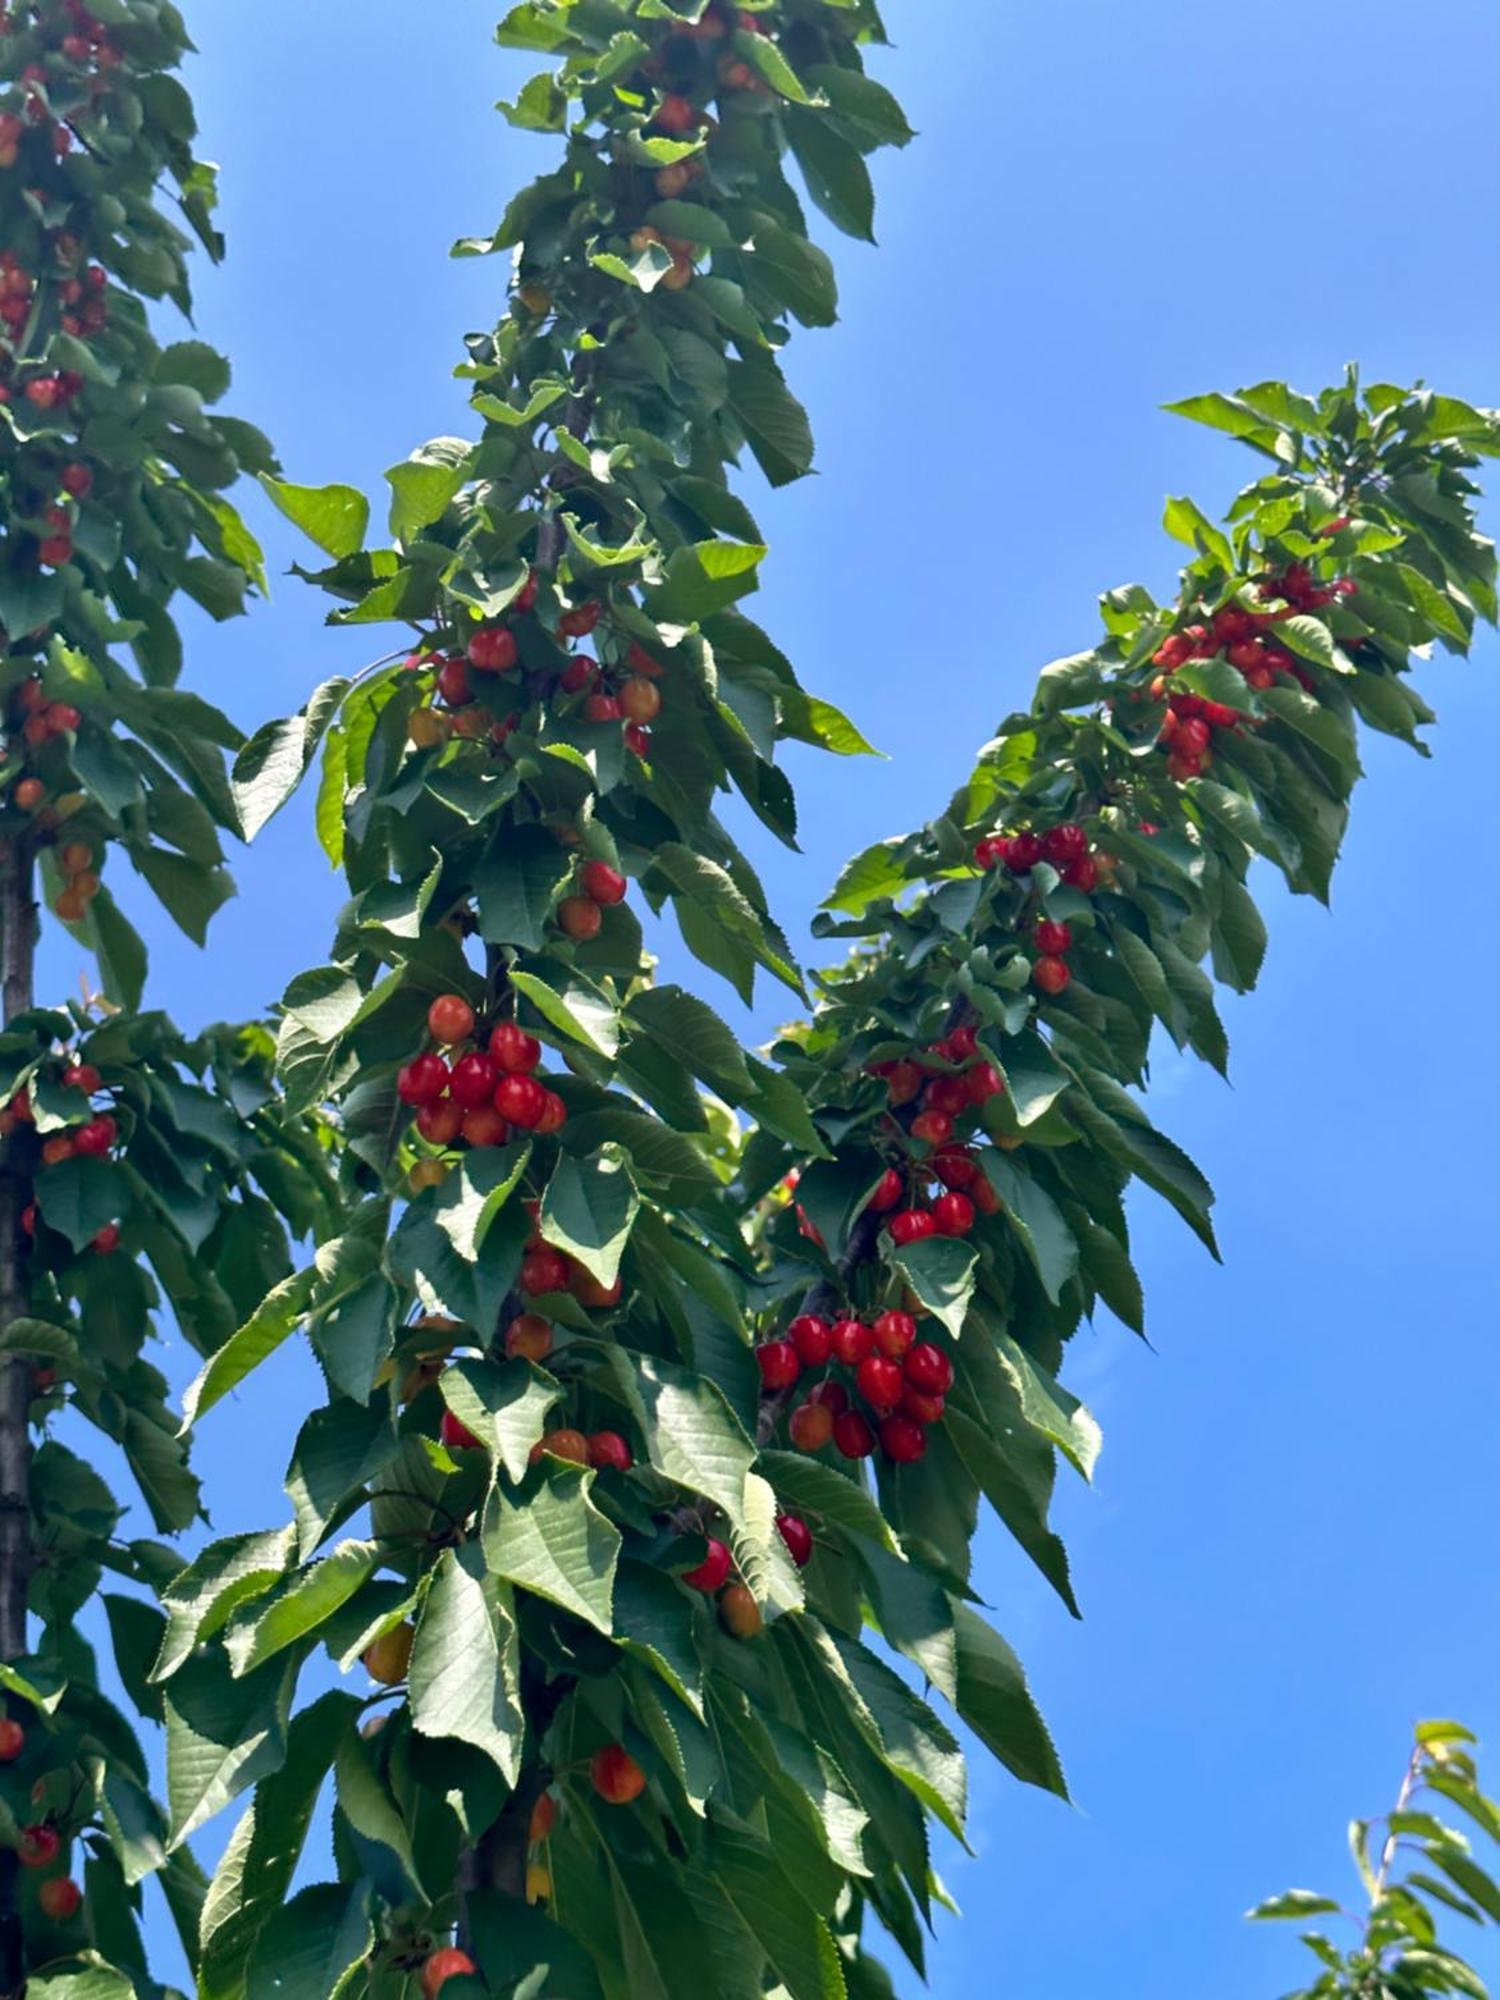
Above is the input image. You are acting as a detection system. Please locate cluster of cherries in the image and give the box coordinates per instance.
[397,995,567,1187]
[0,1715,84,1923]
[855,1021,1007,1245]
[759,1309,954,1467]
[407,578,664,766]
[2,1063,121,1254]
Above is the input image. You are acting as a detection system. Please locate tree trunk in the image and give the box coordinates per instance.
[0,834,35,1995]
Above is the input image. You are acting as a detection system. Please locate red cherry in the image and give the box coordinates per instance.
[558,895,604,939]
[1063,854,1099,892]
[833,1410,876,1459]
[462,1105,510,1148]
[588,1431,633,1473]
[879,1416,927,1464]
[776,1515,813,1568]
[495,1074,548,1129]
[924,1075,970,1117]
[866,1168,904,1212]
[966,1063,1005,1105]
[756,1340,801,1391]
[440,1409,483,1451]
[787,1315,832,1367]
[654,92,698,134]
[972,1176,1002,1218]
[399,1053,450,1106]
[904,1344,955,1396]
[590,1744,646,1805]
[932,1192,975,1238]
[1035,920,1073,956]
[855,1354,905,1413]
[62,1063,101,1095]
[91,1222,120,1254]
[885,1061,923,1107]
[0,1718,23,1761]
[559,600,602,638]
[830,1319,874,1367]
[807,1379,850,1414]
[436,657,473,707]
[1042,824,1087,866]
[467,627,518,673]
[18,1823,59,1868]
[534,1089,568,1136]
[1005,831,1042,872]
[38,1874,81,1920]
[624,722,652,758]
[581,860,627,906]
[619,676,661,724]
[910,1110,953,1147]
[449,1051,499,1109]
[583,693,623,724]
[489,1023,542,1073]
[1177,717,1212,757]
[888,1209,937,1246]
[873,1311,917,1359]
[900,1387,947,1427]
[521,1247,570,1295]
[788,1400,834,1452]
[71,1115,115,1157]
[932,1149,978,1189]
[560,656,598,695]
[422,1947,479,1998]
[1033,956,1071,996]
[60,462,91,498]
[416,1099,464,1147]
[682,1537,731,1592]
[427,994,477,1046]
[946,1025,978,1061]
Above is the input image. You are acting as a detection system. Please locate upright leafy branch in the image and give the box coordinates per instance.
[0,2,336,1992]
[159,5,1500,2000]
[1251,1721,1500,1998]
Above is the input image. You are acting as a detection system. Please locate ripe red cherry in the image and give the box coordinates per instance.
[885,1060,923,1107]
[440,1409,483,1452]
[901,1387,947,1426]
[62,1063,101,1095]
[589,1431,633,1473]
[489,1022,541,1073]
[560,655,598,695]
[1035,920,1072,956]
[619,676,661,724]
[966,1063,1005,1104]
[879,1416,927,1464]
[654,92,698,133]
[462,1105,510,1148]
[856,1354,905,1413]
[873,1310,917,1358]
[558,895,604,940]
[399,1053,450,1106]
[559,600,602,638]
[756,1340,801,1391]
[467,627,518,673]
[788,1400,834,1452]
[449,1051,499,1109]
[18,1824,59,1868]
[521,1247,570,1295]
[888,1209,937,1246]
[1042,824,1087,866]
[1064,853,1099,892]
[38,1875,81,1921]
[1033,956,1071,996]
[1005,831,1042,872]
[830,1318,874,1366]
[583,693,623,724]
[910,1110,953,1147]
[495,1074,547,1129]
[924,1075,970,1117]
[833,1410,876,1459]
[91,1223,120,1254]
[515,570,539,613]
[581,860,627,906]
[624,722,652,758]
[534,1089,567,1136]
[591,1744,646,1804]
[972,1176,1002,1217]
[427,994,476,1046]
[60,462,91,498]
[0,1718,23,1761]
[436,657,473,707]
[777,1515,813,1568]
[932,1192,975,1238]
[422,1948,479,1998]
[417,1099,464,1147]
[867,1168,904,1212]
[932,1149,977,1189]
[787,1315,832,1367]
[74,1115,116,1156]
[807,1379,849,1415]
[905,1344,955,1396]
[1177,717,1212,756]
[946,1024,978,1061]
[682,1537,732,1592]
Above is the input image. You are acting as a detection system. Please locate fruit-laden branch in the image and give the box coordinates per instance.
[154,15,1498,2000]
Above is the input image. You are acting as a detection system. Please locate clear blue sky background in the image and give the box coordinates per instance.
[34,3,1500,1994]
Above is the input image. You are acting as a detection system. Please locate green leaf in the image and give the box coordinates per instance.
[980,1155,1080,1304]
[232,678,351,841]
[261,477,369,560]
[181,1269,315,1429]
[1246,1891,1345,1921]
[994,1331,1102,1482]
[386,450,469,541]
[705,1815,847,2000]
[35,1156,129,1253]
[473,827,573,950]
[165,1648,298,1848]
[225,1541,378,1677]
[1163,494,1234,569]
[540,1144,639,1285]
[509,967,620,1058]
[243,1881,371,2000]
[613,1560,705,1718]
[439,1358,560,1485]
[786,108,876,241]
[484,1465,621,1633]
[622,1354,754,1525]
[627,983,754,1092]
[950,1602,1067,1798]
[409,1545,524,1784]
[889,1237,976,1339]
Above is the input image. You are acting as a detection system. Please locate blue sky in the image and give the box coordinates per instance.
[37,2,1500,1992]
